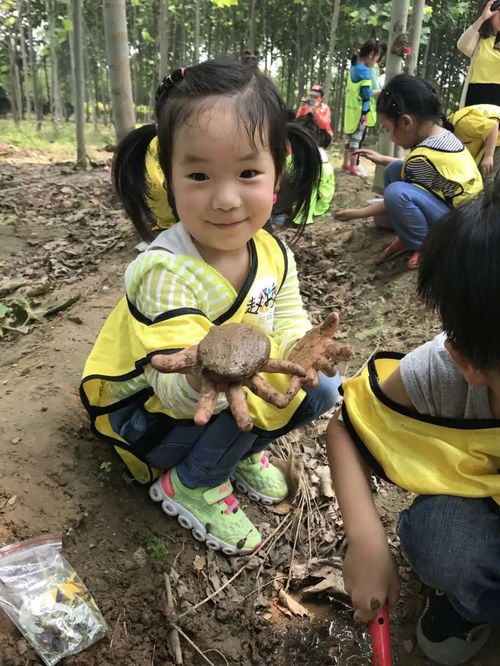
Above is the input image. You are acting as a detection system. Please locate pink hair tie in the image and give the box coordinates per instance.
[180,67,186,77]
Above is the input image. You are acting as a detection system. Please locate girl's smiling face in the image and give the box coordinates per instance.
[169,98,276,258]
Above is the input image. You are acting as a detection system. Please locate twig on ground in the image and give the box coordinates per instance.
[174,624,218,665]
[109,608,123,650]
[164,572,184,665]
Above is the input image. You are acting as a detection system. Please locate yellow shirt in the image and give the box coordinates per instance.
[450,104,500,162]
[470,36,500,84]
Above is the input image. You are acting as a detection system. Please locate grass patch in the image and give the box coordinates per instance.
[0,118,115,161]
[145,533,172,563]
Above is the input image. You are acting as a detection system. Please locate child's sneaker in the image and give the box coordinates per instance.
[233,453,288,505]
[416,589,492,665]
[149,468,262,556]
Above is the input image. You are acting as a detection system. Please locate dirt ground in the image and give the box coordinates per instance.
[0,147,498,666]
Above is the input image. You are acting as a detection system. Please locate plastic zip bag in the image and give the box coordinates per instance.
[0,535,107,666]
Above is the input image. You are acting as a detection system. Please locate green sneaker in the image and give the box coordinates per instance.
[233,453,288,505]
[149,468,262,556]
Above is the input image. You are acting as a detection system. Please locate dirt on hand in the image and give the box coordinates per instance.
[197,322,271,382]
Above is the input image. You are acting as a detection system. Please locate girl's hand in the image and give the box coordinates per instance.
[334,208,361,222]
[352,148,387,165]
[287,312,352,389]
[481,153,494,176]
[343,538,400,624]
[150,326,307,431]
[481,0,496,22]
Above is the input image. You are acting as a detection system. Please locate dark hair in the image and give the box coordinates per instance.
[376,41,387,59]
[295,112,331,148]
[113,59,321,242]
[377,75,454,132]
[351,38,379,65]
[418,184,500,370]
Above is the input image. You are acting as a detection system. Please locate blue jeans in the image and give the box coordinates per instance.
[115,372,341,489]
[397,495,500,624]
[383,161,451,250]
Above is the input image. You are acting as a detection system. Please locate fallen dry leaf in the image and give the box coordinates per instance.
[278,589,311,618]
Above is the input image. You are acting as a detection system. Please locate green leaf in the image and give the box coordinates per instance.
[62,17,73,31]
[141,28,154,43]
[0,302,11,318]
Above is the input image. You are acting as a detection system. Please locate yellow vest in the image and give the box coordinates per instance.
[81,231,306,484]
[403,142,483,207]
[470,36,500,85]
[450,104,500,163]
[145,137,176,229]
[344,70,373,134]
[341,354,500,504]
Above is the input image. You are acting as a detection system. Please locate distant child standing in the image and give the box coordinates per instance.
[327,187,500,665]
[81,60,349,556]
[335,76,483,270]
[342,39,379,177]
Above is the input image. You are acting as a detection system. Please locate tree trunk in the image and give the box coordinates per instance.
[45,0,63,133]
[248,0,257,54]
[18,17,33,118]
[194,0,200,62]
[102,0,136,141]
[323,0,341,104]
[72,0,87,166]
[158,0,170,79]
[407,0,425,76]
[374,0,410,187]
[8,33,23,123]
[26,1,43,130]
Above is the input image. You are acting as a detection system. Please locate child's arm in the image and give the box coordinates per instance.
[334,200,386,222]
[353,148,398,166]
[326,419,400,623]
[481,121,499,176]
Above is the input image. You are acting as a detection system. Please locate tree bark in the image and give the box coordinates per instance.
[158,0,170,79]
[194,0,200,62]
[374,0,410,188]
[26,0,43,130]
[323,0,341,104]
[8,33,23,123]
[73,0,87,166]
[102,0,136,141]
[407,0,425,76]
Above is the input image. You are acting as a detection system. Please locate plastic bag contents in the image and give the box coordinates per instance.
[0,535,107,666]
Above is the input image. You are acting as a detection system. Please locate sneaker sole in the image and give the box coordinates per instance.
[416,617,492,666]
[149,480,260,556]
[232,473,287,506]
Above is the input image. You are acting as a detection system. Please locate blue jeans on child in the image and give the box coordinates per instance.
[383,160,451,249]
[397,494,500,624]
[116,372,341,489]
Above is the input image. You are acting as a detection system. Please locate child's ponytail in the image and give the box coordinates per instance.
[283,121,322,236]
[350,52,359,66]
[441,113,454,133]
[113,124,159,242]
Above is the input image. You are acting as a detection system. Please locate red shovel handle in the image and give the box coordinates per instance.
[368,602,392,666]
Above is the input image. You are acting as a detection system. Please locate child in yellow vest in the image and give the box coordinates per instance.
[449,103,500,180]
[342,39,379,177]
[81,60,350,556]
[327,186,500,665]
[335,75,483,270]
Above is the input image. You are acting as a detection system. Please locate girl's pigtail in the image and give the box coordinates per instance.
[113,124,158,242]
[441,113,454,133]
[350,51,359,66]
[284,121,322,240]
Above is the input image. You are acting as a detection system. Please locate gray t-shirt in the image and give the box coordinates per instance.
[399,334,492,419]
